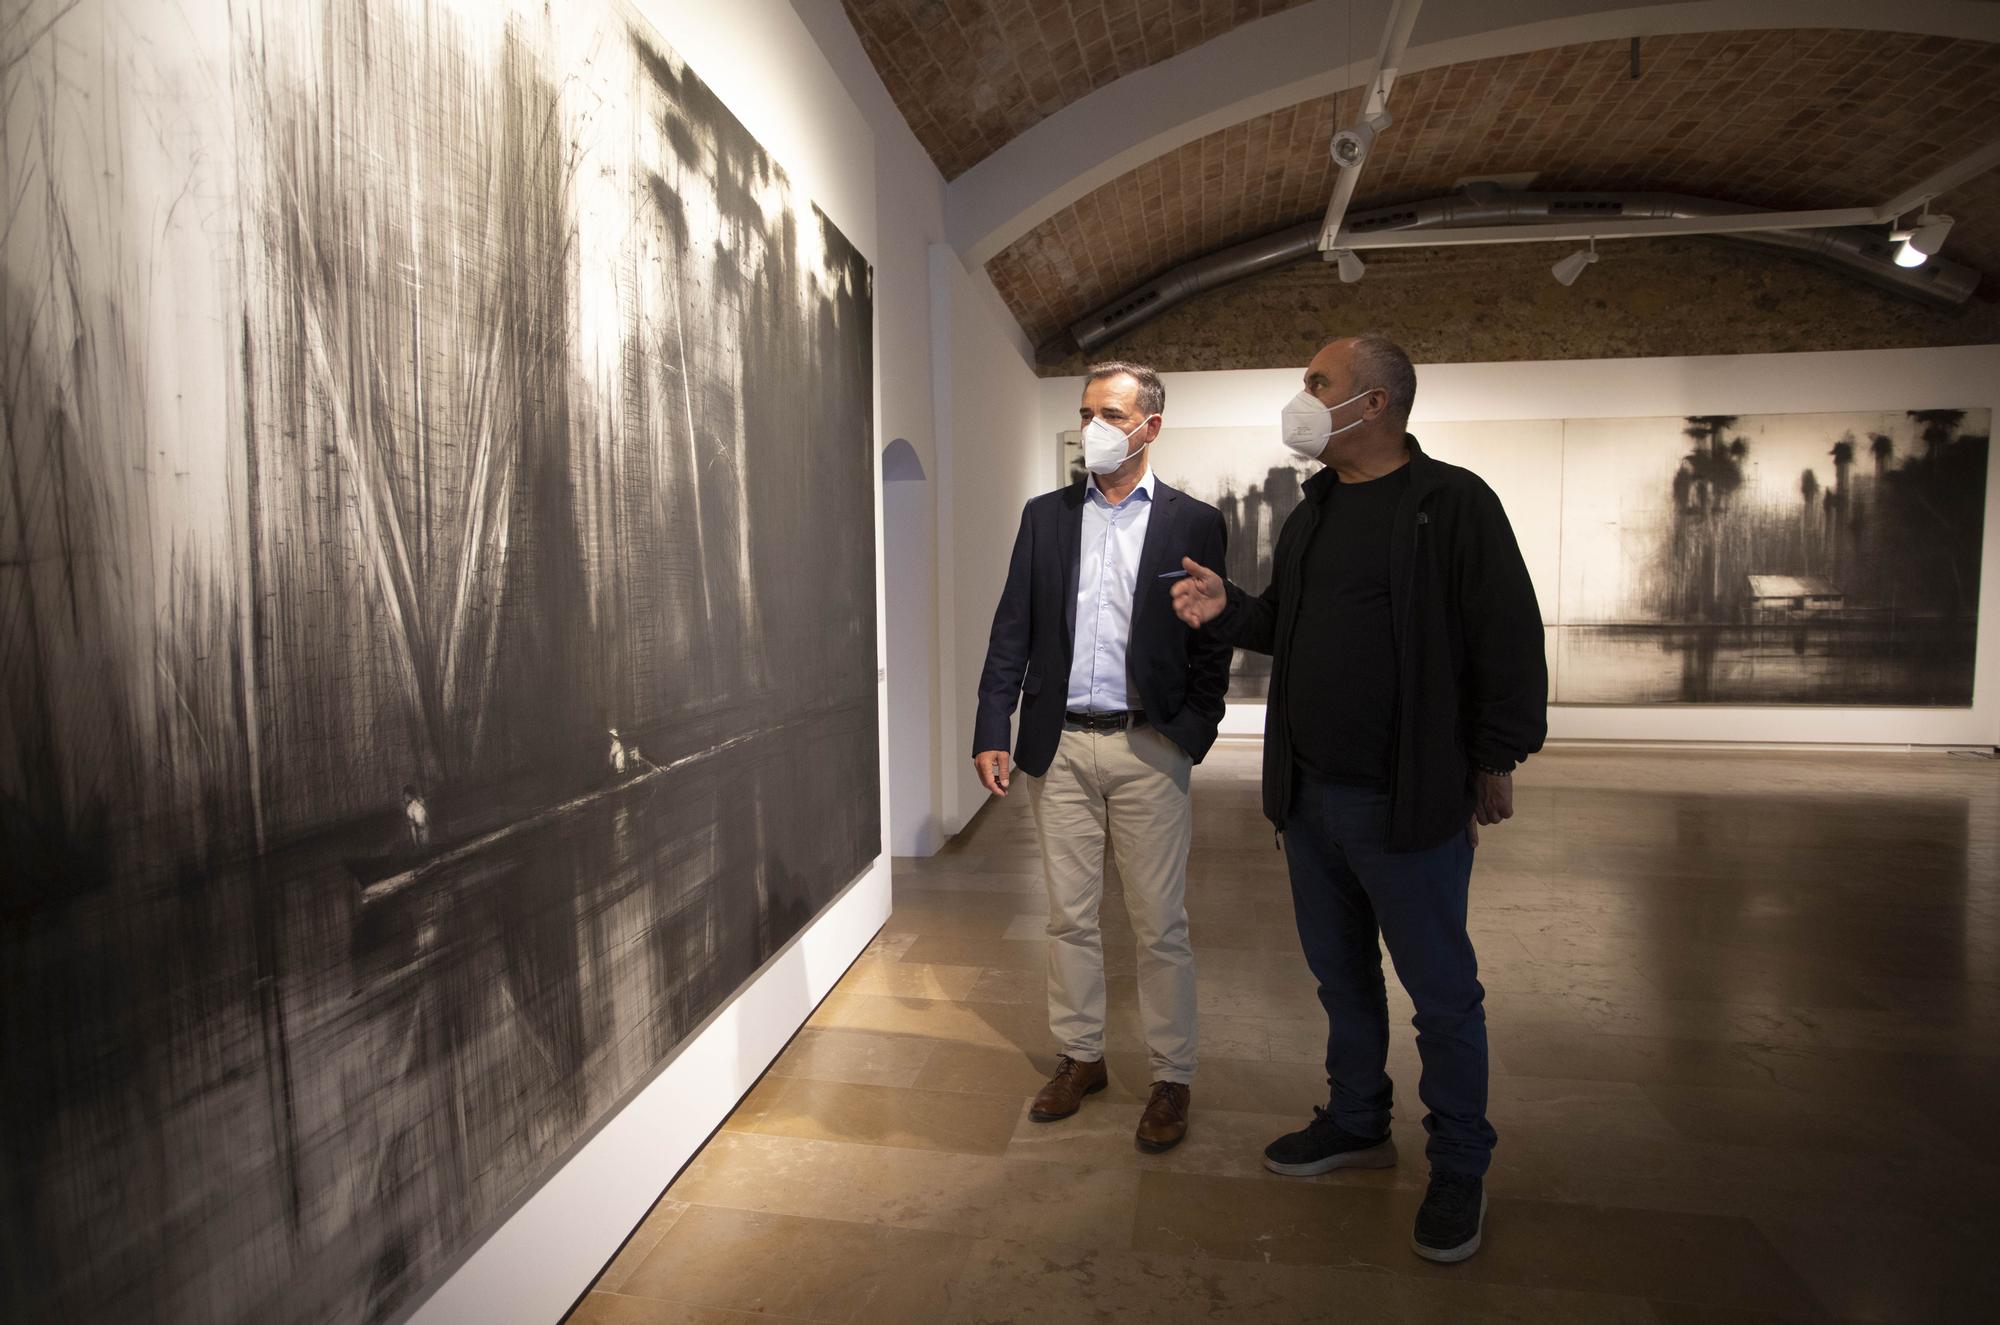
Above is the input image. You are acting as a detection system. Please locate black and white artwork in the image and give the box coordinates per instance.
[1556,408,1987,705]
[1061,426,1310,698]
[2,1,879,1321]
[1064,406,1987,707]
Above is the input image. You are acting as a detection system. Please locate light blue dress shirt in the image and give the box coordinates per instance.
[1067,466,1154,712]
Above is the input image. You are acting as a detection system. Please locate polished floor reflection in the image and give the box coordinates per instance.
[566,745,2000,1323]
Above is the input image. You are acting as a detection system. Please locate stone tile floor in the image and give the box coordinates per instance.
[565,744,2000,1323]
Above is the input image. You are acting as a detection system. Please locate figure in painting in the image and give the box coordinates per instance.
[403,785,431,850]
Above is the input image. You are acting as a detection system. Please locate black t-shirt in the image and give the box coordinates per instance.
[1283,462,1411,787]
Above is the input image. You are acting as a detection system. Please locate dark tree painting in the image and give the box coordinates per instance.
[1,1,878,1321]
[1557,408,1988,705]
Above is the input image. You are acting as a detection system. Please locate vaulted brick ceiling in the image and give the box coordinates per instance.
[847,8,2000,351]
[982,28,2000,346]
[841,0,1316,180]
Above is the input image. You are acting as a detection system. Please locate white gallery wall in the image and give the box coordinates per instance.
[1039,345,2000,750]
[931,247,1051,834]
[796,0,1042,852]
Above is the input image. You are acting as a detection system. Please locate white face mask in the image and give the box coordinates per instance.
[1280,388,1371,461]
[1080,413,1154,476]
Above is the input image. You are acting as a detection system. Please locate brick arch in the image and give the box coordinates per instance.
[983,29,2000,348]
[840,0,1315,180]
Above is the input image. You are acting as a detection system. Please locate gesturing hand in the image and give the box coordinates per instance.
[1170,557,1227,628]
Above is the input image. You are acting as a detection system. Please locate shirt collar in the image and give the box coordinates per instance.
[1087,463,1154,507]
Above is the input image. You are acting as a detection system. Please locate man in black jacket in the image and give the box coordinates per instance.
[974,361,1232,1153]
[1172,335,1546,1263]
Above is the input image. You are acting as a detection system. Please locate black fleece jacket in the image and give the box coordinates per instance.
[1212,436,1548,852]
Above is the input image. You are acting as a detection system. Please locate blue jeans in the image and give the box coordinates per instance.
[1281,769,1496,1177]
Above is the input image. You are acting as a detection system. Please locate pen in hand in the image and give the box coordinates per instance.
[1156,569,1189,580]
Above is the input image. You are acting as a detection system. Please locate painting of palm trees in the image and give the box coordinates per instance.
[1065,408,1985,709]
[1,1,878,1322]
[1557,407,1987,704]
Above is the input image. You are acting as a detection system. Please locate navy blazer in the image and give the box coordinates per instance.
[973,477,1233,778]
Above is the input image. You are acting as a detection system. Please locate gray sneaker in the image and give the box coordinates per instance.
[1261,1106,1398,1177]
[1412,1170,1487,1263]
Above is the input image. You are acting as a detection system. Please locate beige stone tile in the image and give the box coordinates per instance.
[1129,1172,1819,1312]
[565,1291,798,1324]
[856,930,918,962]
[618,1205,973,1322]
[1392,1277,1662,1325]
[962,965,1047,1006]
[900,933,1053,971]
[668,1131,1143,1250]
[724,1076,1021,1156]
[881,909,1020,943]
[1440,1196,1818,1315]
[1479,1074,1678,1141]
[1128,1169,1411,1267]
[1751,1211,1999,1324]
[1493,1027,1775,1090]
[935,1237,1407,1324]
[1643,1303,1829,1325]
[1175,1054,1329,1117]
[1003,1097,1417,1189]
[806,992,1050,1052]
[892,869,1045,894]
[913,1041,1130,1101]
[1192,1012,1275,1060]
[833,957,986,1001]
[766,1028,938,1089]
[1481,1124,1971,1227]
[1637,1080,1959,1157]
[592,1198,691,1294]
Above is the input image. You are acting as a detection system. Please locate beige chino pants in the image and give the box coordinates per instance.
[1023,723,1196,1084]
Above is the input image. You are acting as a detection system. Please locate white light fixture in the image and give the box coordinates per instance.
[1335,248,1366,283]
[1911,213,1955,256]
[1330,112,1392,171]
[1893,210,1953,267]
[1551,237,1598,286]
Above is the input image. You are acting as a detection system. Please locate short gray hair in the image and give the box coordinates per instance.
[1083,360,1165,417]
[1349,334,1416,426]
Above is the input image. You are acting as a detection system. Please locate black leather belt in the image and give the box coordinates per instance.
[1065,709,1146,732]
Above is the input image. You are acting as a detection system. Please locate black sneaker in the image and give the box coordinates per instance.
[1412,1170,1487,1263]
[1261,1106,1398,1177]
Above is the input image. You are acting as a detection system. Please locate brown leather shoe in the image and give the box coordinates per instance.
[1029,1055,1108,1121]
[1136,1081,1191,1152]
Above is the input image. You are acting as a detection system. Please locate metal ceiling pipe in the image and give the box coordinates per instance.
[1056,191,1982,361]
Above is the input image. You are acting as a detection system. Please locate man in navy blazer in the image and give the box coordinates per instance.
[973,361,1232,1152]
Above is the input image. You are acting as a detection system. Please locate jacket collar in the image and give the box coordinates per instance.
[1066,474,1182,507]
[1302,434,1441,501]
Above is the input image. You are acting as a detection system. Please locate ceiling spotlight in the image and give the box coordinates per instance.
[1335,248,1366,283]
[1893,211,1953,267]
[1329,112,1392,171]
[1551,238,1599,286]
[1910,212,1954,256]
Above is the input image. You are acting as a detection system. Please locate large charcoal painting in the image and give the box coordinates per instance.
[1556,408,1987,704]
[1064,406,1987,707]
[2,1,878,1321]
